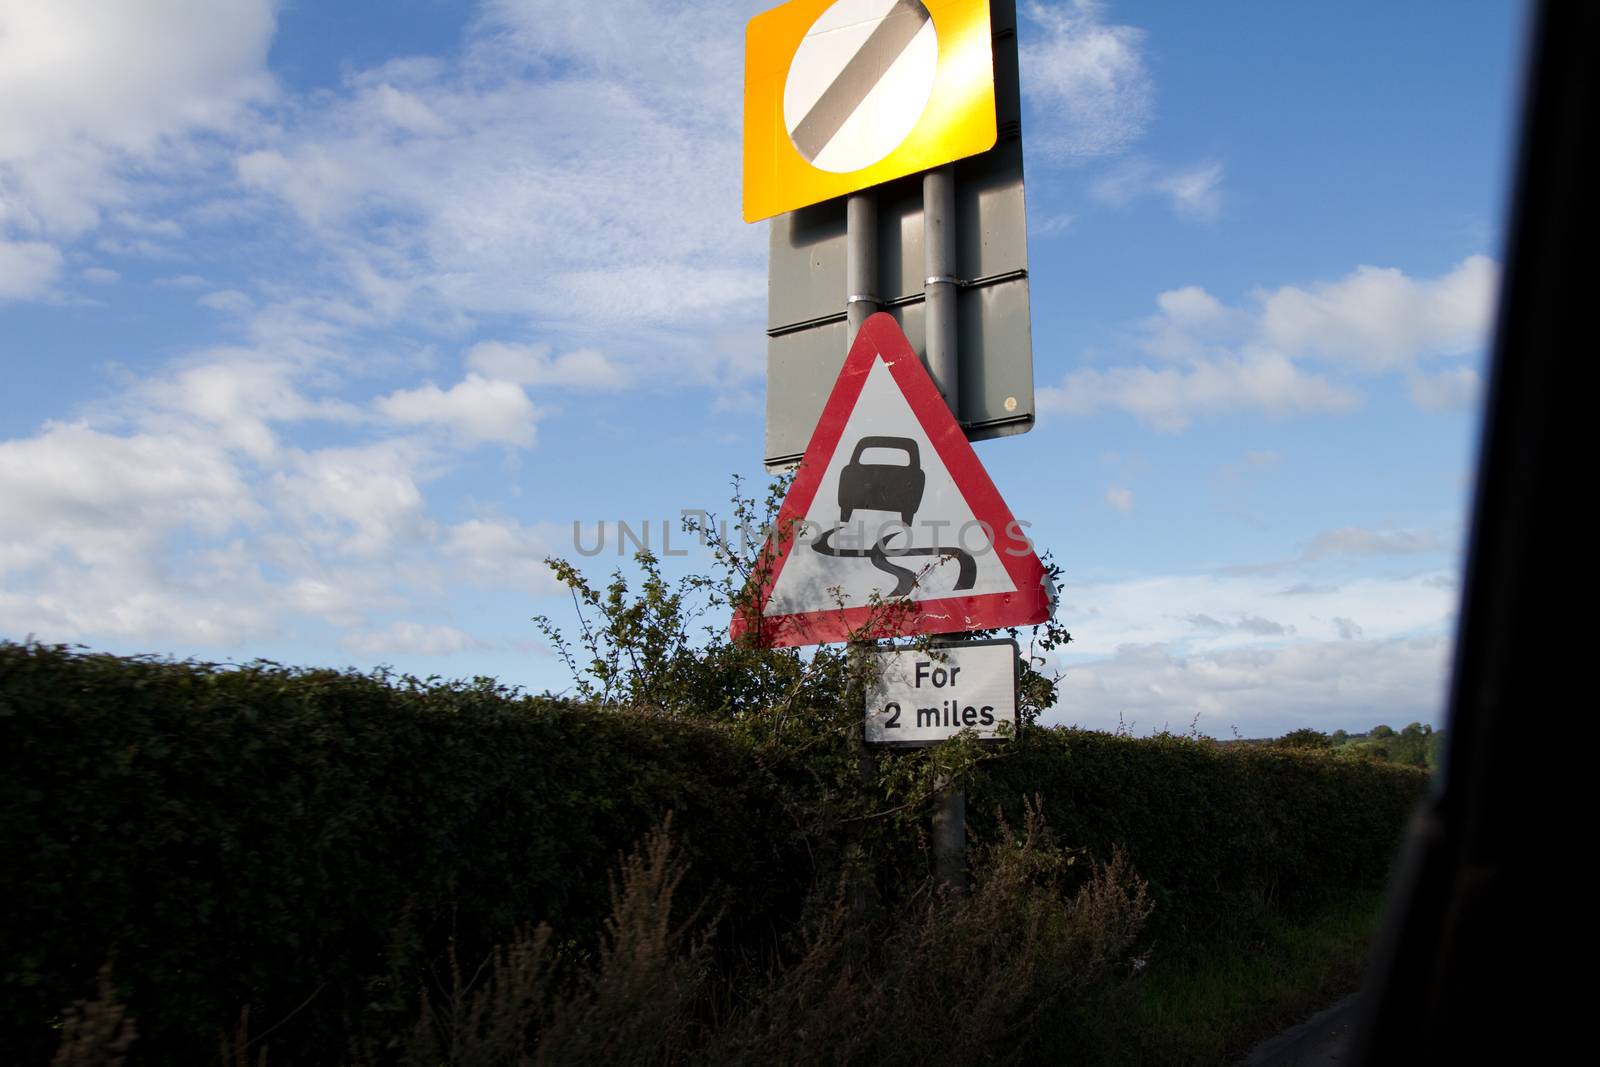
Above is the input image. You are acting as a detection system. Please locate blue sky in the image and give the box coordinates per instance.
[0,1,1525,737]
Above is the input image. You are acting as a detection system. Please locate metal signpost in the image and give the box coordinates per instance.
[753,0,1033,471]
[867,637,1019,888]
[740,0,1041,890]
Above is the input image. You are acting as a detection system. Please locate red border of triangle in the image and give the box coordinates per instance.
[731,312,1052,647]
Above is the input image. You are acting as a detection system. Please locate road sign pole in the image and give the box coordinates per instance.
[747,0,1037,896]
[846,191,879,345]
[931,762,967,891]
[924,161,969,893]
[847,646,879,956]
[923,163,959,416]
[845,190,881,925]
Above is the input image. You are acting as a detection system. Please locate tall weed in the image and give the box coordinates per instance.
[49,962,136,1067]
[394,816,711,1066]
[381,800,1150,1066]
[709,797,1153,1066]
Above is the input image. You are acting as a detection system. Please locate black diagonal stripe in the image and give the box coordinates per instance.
[790,0,932,163]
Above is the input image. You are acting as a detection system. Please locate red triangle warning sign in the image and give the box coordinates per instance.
[732,313,1054,647]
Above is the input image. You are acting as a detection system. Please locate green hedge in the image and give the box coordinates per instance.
[972,728,1428,940]
[0,643,806,1064]
[0,642,1427,1063]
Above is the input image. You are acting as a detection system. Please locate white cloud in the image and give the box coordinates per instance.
[1045,555,1462,735]
[0,0,276,236]
[138,352,362,459]
[376,375,540,448]
[1141,257,1497,372]
[1032,212,1076,237]
[1215,450,1280,483]
[0,420,283,646]
[343,621,481,657]
[0,345,568,649]
[1238,614,1293,637]
[1047,256,1498,429]
[1049,634,1452,737]
[466,341,630,390]
[155,273,209,289]
[0,240,63,300]
[477,1,741,109]
[0,572,281,647]
[1257,255,1499,370]
[1158,285,1227,325]
[1039,353,1359,431]
[234,147,364,231]
[199,289,254,315]
[285,576,370,630]
[94,236,184,260]
[1020,0,1153,160]
[711,389,760,415]
[271,441,432,558]
[1216,523,1454,577]
[114,213,184,238]
[1409,366,1482,412]
[1090,158,1224,222]
[1140,284,1245,361]
[0,421,254,576]
[1159,161,1225,221]
[1017,5,1224,235]
[443,519,562,595]
[233,4,764,333]
[0,314,563,647]
[1300,526,1446,562]
[80,266,119,285]
[1333,617,1364,641]
[1,3,784,655]
[1055,567,1455,661]
[1105,486,1134,514]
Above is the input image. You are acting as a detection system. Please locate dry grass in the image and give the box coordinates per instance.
[707,796,1154,1066]
[397,813,711,1066]
[50,961,137,1067]
[387,798,1153,1066]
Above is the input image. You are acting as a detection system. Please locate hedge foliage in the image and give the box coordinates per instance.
[972,728,1426,942]
[0,643,807,1064]
[0,641,1427,1063]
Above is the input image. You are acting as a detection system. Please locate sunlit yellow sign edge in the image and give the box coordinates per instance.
[743,0,996,223]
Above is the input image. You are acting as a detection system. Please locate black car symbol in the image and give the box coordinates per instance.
[837,436,926,527]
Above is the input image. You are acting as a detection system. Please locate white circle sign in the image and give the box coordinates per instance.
[782,0,939,174]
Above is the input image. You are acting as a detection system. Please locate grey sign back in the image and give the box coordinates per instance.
[764,0,1032,472]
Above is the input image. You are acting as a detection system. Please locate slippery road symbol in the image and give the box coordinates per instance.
[839,436,925,525]
[811,435,978,597]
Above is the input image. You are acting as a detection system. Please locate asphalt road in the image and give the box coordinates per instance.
[1238,994,1360,1067]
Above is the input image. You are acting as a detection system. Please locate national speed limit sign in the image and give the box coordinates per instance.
[743,0,998,222]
